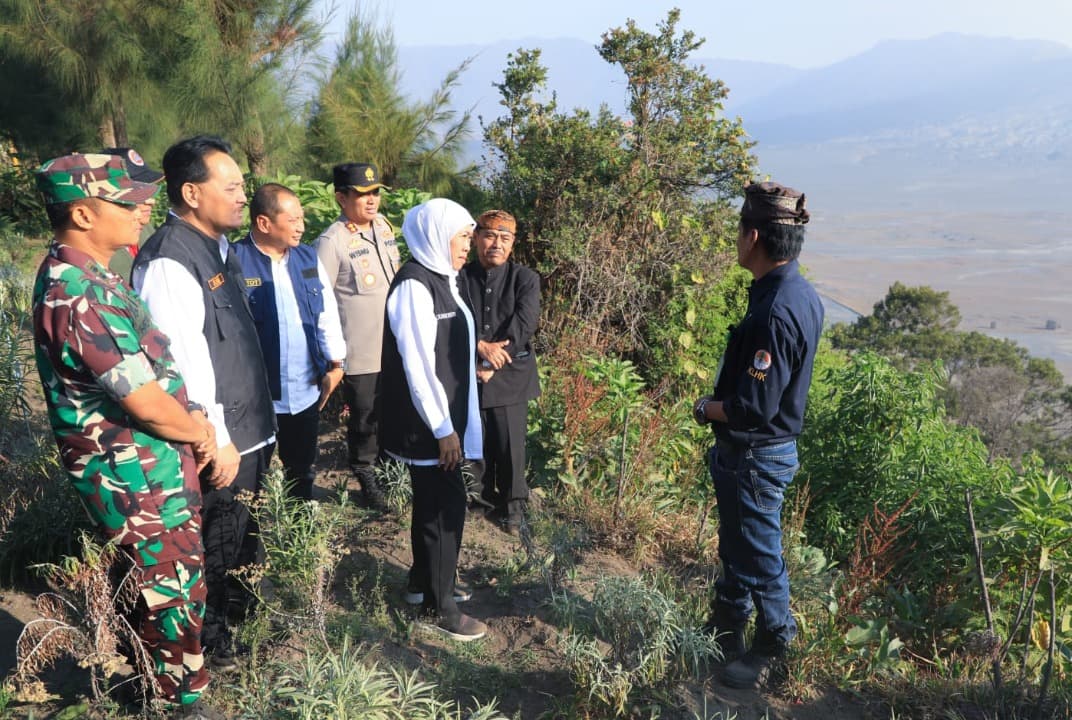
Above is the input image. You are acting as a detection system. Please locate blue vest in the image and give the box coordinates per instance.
[232,235,328,401]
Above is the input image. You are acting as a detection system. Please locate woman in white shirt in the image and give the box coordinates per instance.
[378,198,486,641]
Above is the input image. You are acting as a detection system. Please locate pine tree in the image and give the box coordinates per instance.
[0,0,154,148]
[306,6,471,194]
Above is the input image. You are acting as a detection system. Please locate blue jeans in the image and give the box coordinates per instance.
[709,440,799,651]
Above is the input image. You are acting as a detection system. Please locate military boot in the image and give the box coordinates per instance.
[722,626,787,689]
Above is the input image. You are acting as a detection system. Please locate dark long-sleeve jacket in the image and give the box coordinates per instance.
[459,260,541,408]
[712,260,823,447]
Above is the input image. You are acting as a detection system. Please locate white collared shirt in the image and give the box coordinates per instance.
[249,241,346,415]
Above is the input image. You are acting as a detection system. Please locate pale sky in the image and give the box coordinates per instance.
[318,0,1072,67]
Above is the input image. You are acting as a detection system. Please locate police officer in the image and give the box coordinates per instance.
[315,163,401,509]
[693,181,823,689]
[32,153,224,719]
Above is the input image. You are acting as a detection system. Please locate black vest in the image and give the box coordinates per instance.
[379,261,471,460]
[134,215,276,451]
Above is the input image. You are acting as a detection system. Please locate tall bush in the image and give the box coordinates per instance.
[798,351,1005,596]
[482,10,754,383]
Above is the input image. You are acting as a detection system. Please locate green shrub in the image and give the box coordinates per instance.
[798,351,1003,592]
[0,165,49,239]
[231,635,510,720]
[554,572,720,716]
[0,265,33,434]
[250,173,429,255]
[239,469,352,646]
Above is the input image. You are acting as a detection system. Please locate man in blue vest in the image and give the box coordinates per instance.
[133,136,276,670]
[233,184,346,500]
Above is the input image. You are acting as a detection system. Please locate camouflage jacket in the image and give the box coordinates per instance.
[33,243,202,565]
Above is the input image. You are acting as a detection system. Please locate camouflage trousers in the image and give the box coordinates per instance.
[132,533,209,707]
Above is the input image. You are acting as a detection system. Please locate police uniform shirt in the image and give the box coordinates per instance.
[713,259,824,447]
[315,214,401,374]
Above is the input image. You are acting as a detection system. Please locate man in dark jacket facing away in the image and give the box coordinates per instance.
[693,182,823,689]
[459,210,540,534]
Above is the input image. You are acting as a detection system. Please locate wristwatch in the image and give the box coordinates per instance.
[692,397,711,426]
[328,360,345,371]
[186,401,207,416]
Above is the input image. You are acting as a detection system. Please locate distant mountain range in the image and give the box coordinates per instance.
[398,33,1072,212]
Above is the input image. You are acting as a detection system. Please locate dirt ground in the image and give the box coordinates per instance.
[805,210,1072,381]
[0,399,885,720]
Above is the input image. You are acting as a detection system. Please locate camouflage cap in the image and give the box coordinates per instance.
[35,153,160,206]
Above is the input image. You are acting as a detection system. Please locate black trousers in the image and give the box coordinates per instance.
[200,446,266,652]
[470,402,529,519]
[408,463,467,621]
[343,372,379,472]
[271,401,320,500]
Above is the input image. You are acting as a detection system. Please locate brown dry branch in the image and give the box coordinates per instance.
[614,400,666,527]
[559,372,610,478]
[840,493,917,619]
[14,536,155,709]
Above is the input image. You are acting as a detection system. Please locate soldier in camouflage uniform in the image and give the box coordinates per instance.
[32,154,225,720]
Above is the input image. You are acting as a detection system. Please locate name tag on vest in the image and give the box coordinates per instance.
[301,267,319,279]
[245,277,262,287]
[207,273,225,291]
[436,311,456,320]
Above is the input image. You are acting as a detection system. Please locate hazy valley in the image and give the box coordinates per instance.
[399,32,1072,377]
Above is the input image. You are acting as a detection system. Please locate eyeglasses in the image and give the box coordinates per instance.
[479,230,514,242]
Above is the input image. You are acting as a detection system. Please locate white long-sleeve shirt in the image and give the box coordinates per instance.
[132,230,274,454]
[385,278,482,465]
[249,242,346,415]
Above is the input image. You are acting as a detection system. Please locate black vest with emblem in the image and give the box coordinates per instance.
[134,215,276,452]
[379,261,471,460]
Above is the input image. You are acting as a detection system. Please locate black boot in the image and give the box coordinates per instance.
[356,468,388,512]
[702,603,747,664]
[722,625,787,689]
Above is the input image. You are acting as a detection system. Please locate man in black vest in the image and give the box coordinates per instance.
[233,184,346,500]
[460,210,540,535]
[133,136,276,670]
